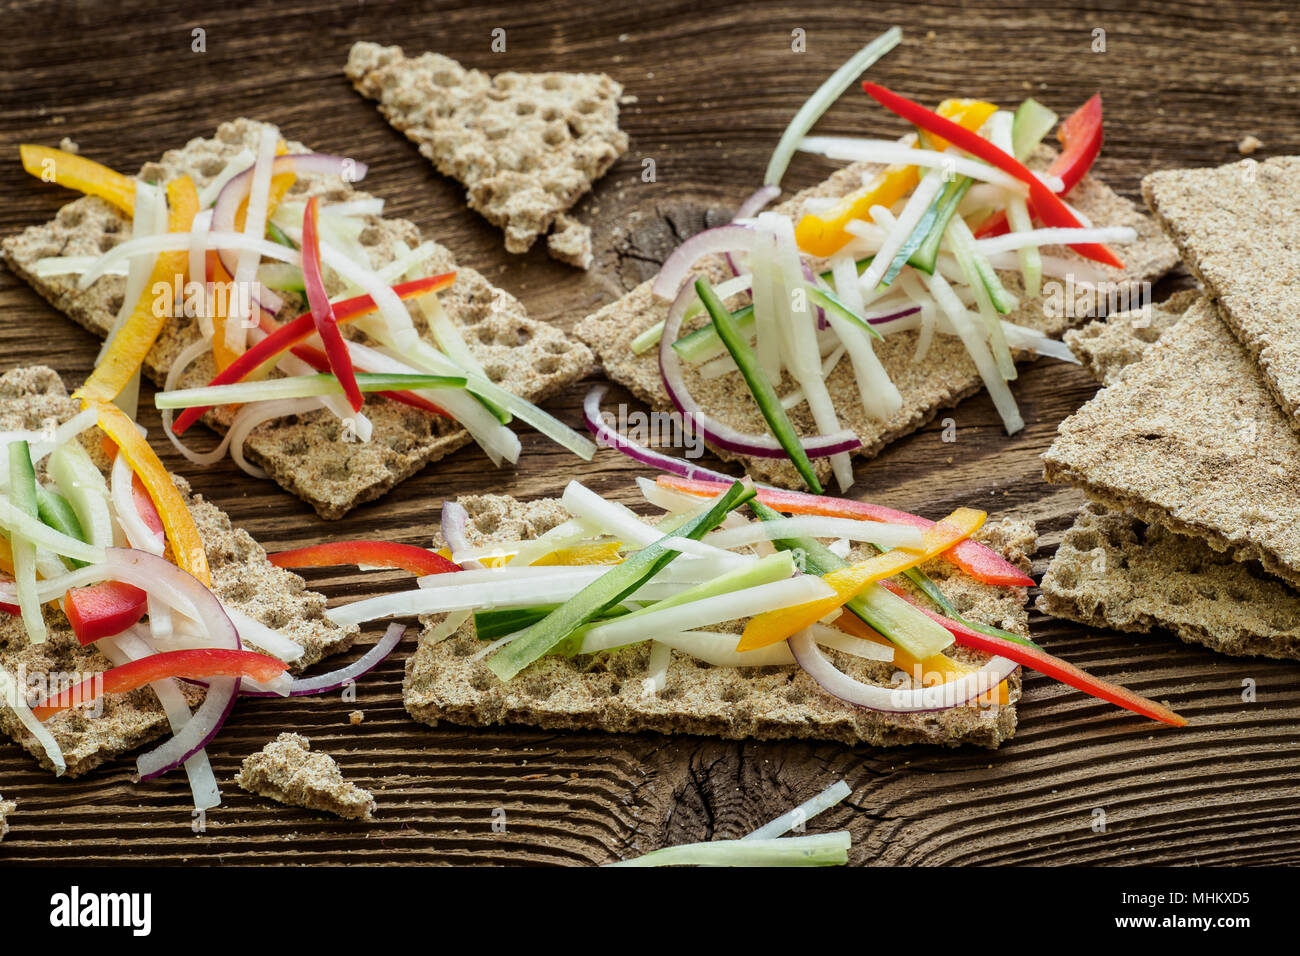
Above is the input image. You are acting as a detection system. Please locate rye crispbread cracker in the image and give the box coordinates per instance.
[547,213,594,270]
[575,151,1178,487]
[2,119,594,519]
[404,493,1037,749]
[1143,157,1300,431]
[0,796,13,841]
[0,366,356,776]
[1044,297,1300,592]
[1039,503,1300,661]
[1063,289,1200,386]
[346,41,628,255]
[235,732,376,820]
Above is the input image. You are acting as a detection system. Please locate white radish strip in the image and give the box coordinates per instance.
[0,499,105,563]
[857,168,947,296]
[373,239,439,284]
[101,628,221,811]
[918,270,1024,434]
[649,630,797,667]
[637,476,712,514]
[225,606,305,663]
[798,137,1038,193]
[313,236,419,349]
[78,231,298,290]
[0,665,65,775]
[226,126,278,355]
[426,609,471,645]
[111,451,165,555]
[975,226,1138,257]
[161,340,237,467]
[272,343,374,443]
[748,228,783,383]
[744,779,852,840]
[47,439,113,549]
[703,516,923,551]
[188,209,214,338]
[560,480,663,549]
[658,536,754,570]
[989,111,1042,299]
[580,577,836,653]
[645,641,672,694]
[780,345,845,409]
[198,149,255,208]
[829,253,902,421]
[947,215,1016,381]
[230,398,321,479]
[31,255,129,278]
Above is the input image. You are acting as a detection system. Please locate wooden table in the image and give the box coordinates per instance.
[1,0,1297,866]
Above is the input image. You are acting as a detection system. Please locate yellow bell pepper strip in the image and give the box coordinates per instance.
[205,252,243,373]
[74,176,199,405]
[89,399,211,588]
[794,99,999,258]
[832,609,1008,707]
[19,144,136,216]
[737,507,986,651]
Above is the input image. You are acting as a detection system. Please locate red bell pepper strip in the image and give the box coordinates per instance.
[169,272,455,435]
[301,195,363,413]
[975,94,1105,239]
[268,540,460,577]
[655,475,1035,587]
[861,83,1123,269]
[63,581,149,646]
[0,598,18,616]
[131,474,164,537]
[881,581,1186,727]
[32,648,289,719]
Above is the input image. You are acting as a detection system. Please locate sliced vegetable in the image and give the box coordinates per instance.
[697,277,821,492]
[19,144,135,215]
[7,440,45,643]
[738,507,985,650]
[48,439,113,549]
[156,372,466,410]
[64,581,149,646]
[583,385,734,483]
[31,648,288,720]
[0,664,65,775]
[485,480,755,680]
[301,195,364,412]
[909,175,973,275]
[239,623,407,698]
[607,831,851,867]
[1011,98,1059,161]
[35,486,86,568]
[268,540,460,577]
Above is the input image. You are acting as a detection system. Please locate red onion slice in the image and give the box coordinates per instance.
[733,185,782,222]
[651,225,761,301]
[658,277,862,460]
[239,623,406,698]
[583,385,735,483]
[789,628,1019,713]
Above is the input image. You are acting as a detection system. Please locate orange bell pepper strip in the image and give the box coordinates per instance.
[205,252,244,373]
[88,399,211,588]
[19,145,136,216]
[74,176,199,405]
[737,507,986,651]
[833,610,1008,707]
[794,98,999,258]
[31,648,287,720]
[655,475,1034,587]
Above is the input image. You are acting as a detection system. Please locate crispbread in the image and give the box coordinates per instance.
[2,118,595,519]
[1063,289,1200,386]
[404,492,1037,749]
[235,732,376,820]
[1043,297,1300,592]
[1038,503,1300,661]
[0,795,12,841]
[0,365,356,776]
[1143,157,1300,430]
[575,151,1178,487]
[346,41,628,255]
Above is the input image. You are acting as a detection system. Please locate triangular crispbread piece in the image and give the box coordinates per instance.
[347,41,628,255]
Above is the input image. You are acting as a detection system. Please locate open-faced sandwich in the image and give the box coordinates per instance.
[576,29,1179,491]
[3,120,598,519]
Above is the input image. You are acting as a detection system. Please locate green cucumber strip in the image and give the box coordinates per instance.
[48,440,113,550]
[899,564,1041,650]
[257,262,306,293]
[698,277,822,493]
[1012,99,1059,162]
[486,480,756,680]
[747,499,953,661]
[266,221,298,250]
[156,372,467,409]
[35,487,87,569]
[910,176,974,275]
[806,287,884,341]
[474,604,631,643]
[881,184,943,285]
[613,550,795,625]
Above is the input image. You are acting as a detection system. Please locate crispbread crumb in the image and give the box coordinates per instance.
[348,710,364,726]
[236,733,376,820]
[547,214,594,269]
[57,137,78,154]
[0,796,13,841]
[1238,135,1263,155]
[346,41,628,253]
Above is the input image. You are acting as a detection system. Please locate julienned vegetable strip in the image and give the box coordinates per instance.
[35,486,88,569]
[155,372,466,409]
[655,475,1034,587]
[301,195,364,412]
[607,831,851,867]
[19,144,136,216]
[168,273,455,435]
[696,277,822,493]
[860,83,1123,269]
[90,400,211,587]
[269,540,460,577]
[63,581,148,646]
[31,648,289,720]
[75,177,200,405]
[7,440,45,643]
[883,583,1186,726]
[487,480,755,681]
[738,507,985,650]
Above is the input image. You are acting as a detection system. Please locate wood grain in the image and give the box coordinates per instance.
[1,0,1298,866]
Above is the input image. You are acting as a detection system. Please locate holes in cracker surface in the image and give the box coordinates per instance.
[543,125,568,147]
[98,233,119,253]
[515,100,536,116]
[482,363,508,384]
[536,356,561,376]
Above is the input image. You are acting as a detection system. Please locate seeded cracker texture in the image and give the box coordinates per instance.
[1044,298,1300,593]
[346,41,628,254]
[1044,294,1300,660]
[404,494,1037,749]
[0,796,12,841]
[235,732,376,820]
[547,213,594,270]
[0,366,355,776]
[1,118,594,519]
[574,150,1178,488]
[1143,157,1300,432]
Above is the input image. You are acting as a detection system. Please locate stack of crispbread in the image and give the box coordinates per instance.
[1039,156,1300,661]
